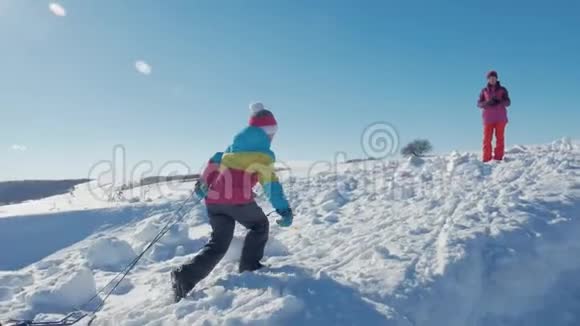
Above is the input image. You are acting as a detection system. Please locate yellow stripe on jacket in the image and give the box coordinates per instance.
[220,152,279,185]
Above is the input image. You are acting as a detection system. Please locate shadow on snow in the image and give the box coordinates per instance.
[0,206,156,270]
[214,266,395,326]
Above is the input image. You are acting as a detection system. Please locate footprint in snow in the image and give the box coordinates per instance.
[374,246,410,262]
[323,212,339,224]
[480,164,493,177]
[409,227,431,235]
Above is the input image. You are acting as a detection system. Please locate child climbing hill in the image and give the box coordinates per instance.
[171,102,294,302]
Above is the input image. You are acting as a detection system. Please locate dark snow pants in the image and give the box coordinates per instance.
[179,201,269,285]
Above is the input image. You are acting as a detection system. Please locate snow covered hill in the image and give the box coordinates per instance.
[1,139,580,326]
[0,179,90,206]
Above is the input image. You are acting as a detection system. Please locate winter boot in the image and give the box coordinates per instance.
[171,268,196,303]
[239,261,267,273]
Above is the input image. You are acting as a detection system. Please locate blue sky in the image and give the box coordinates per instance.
[1,0,579,180]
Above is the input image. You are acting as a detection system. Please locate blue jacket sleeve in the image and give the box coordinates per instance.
[262,181,290,211]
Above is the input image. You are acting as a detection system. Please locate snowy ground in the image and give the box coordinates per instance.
[1,139,580,326]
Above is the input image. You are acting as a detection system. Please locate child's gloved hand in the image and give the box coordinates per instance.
[194,180,209,199]
[275,208,293,227]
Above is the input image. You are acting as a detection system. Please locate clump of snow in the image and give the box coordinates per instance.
[159,223,190,247]
[323,212,340,223]
[26,268,96,313]
[148,242,177,262]
[446,150,471,173]
[110,278,134,295]
[86,238,136,272]
[407,155,425,167]
[134,218,162,242]
[133,218,205,262]
[265,238,290,257]
[551,136,574,152]
[221,235,289,263]
[506,144,528,154]
[315,189,348,212]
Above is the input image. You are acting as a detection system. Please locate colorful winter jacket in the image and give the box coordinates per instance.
[477,81,511,124]
[200,126,290,211]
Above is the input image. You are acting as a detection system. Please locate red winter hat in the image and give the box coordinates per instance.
[249,102,278,137]
[487,70,498,79]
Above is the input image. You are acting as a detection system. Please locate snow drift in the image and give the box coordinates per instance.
[1,139,579,325]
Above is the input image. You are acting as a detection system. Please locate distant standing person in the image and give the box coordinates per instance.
[477,70,511,162]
